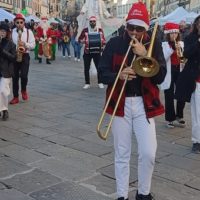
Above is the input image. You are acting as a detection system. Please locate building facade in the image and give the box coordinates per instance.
[0,0,13,12]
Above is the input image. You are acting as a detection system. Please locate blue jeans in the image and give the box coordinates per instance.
[71,37,82,59]
[62,42,71,57]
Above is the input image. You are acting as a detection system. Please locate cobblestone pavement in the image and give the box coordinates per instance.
[0,51,200,200]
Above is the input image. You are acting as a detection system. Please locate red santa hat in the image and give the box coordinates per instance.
[41,17,48,21]
[164,22,180,34]
[14,13,25,21]
[89,16,97,22]
[126,2,149,31]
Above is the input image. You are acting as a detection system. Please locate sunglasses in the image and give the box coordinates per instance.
[16,21,24,24]
[127,24,145,32]
[90,21,96,23]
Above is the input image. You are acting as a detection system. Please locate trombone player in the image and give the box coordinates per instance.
[98,2,166,200]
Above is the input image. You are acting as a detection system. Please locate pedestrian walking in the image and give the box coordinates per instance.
[0,23,16,120]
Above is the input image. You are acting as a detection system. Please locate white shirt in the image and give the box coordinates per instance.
[12,27,35,53]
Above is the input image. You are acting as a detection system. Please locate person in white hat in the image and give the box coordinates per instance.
[98,2,166,200]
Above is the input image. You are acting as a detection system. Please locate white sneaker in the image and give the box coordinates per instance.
[74,57,77,61]
[83,84,90,89]
[63,56,66,58]
[98,83,104,89]
[68,55,71,58]
[77,59,80,62]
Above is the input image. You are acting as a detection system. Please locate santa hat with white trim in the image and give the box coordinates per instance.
[89,16,97,22]
[164,22,180,34]
[126,1,149,31]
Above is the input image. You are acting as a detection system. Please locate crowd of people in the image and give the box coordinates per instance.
[0,1,200,200]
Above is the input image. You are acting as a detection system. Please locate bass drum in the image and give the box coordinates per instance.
[88,32,101,54]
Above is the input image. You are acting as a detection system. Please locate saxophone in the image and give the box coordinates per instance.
[174,38,187,64]
[16,29,26,62]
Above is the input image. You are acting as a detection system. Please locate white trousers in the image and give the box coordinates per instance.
[0,77,11,112]
[191,82,200,143]
[111,97,157,198]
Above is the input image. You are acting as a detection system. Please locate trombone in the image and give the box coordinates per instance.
[97,22,160,140]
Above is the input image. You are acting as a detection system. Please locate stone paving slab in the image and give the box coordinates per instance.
[157,140,191,156]
[158,154,200,175]
[30,181,113,200]
[44,133,82,147]
[154,163,197,184]
[78,133,114,147]
[66,140,113,156]
[47,147,112,170]
[18,127,58,138]
[2,169,62,194]
[29,158,98,181]
[98,164,138,184]
[8,135,53,150]
[0,139,13,148]
[82,174,116,195]
[0,189,35,200]
[0,144,48,164]
[0,157,31,179]
[0,182,7,190]
[34,143,68,156]
[185,177,200,190]
[0,127,28,141]
[130,176,200,200]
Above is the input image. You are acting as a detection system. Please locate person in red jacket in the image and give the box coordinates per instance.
[37,17,52,64]
[78,16,105,89]
[98,2,166,200]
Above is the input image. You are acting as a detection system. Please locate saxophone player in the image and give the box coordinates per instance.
[0,23,16,120]
[10,14,35,105]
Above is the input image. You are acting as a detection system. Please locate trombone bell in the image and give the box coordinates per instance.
[133,56,159,77]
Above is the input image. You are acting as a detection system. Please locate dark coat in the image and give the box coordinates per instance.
[175,33,200,102]
[0,38,16,78]
[98,31,167,118]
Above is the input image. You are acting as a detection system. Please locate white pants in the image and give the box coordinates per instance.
[0,77,11,112]
[112,97,157,198]
[191,82,200,143]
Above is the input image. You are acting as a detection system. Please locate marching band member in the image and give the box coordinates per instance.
[48,22,58,61]
[78,16,105,89]
[37,17,52,64]
[98,2,166,200]
[0,23,16,120]
[175,15,200,153]
[61,25,71,58]
[10,14,35,105]
[161,22,186,128]
[33,22,39,60]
